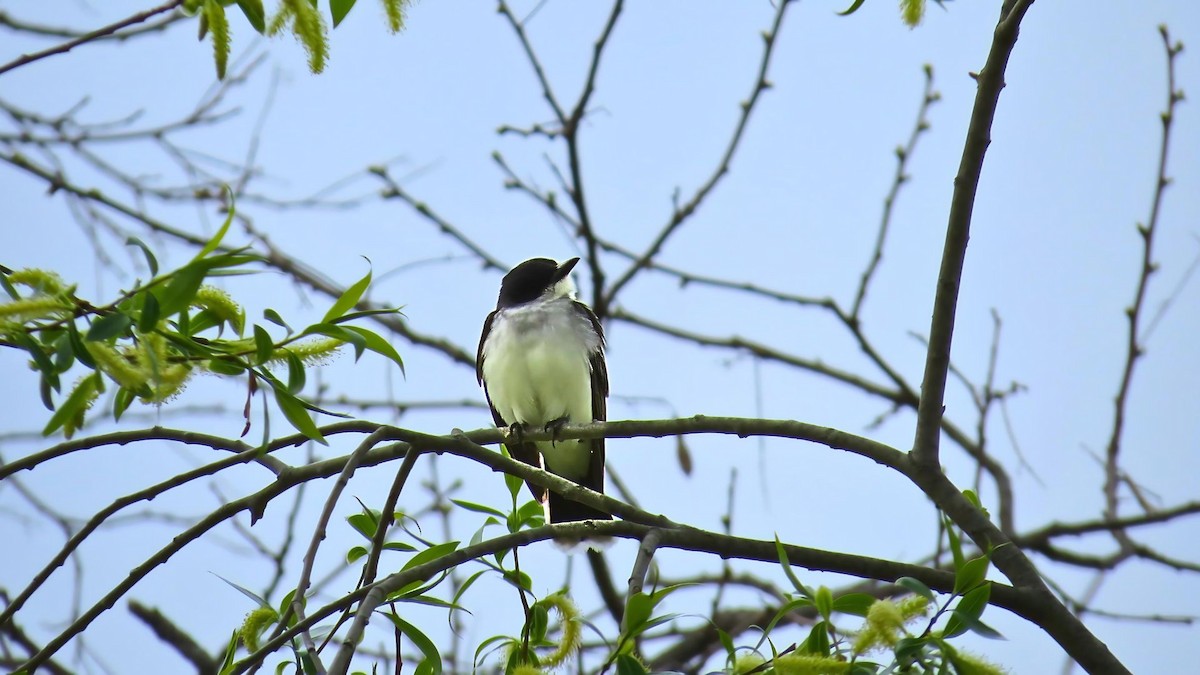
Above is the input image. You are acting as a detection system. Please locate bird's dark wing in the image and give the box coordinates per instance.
[477,309,547,505]
[546,301,612,523]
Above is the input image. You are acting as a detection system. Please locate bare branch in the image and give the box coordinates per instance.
[852,64,940,320]
[912,0,1035,468]
[0,1,184,77]
[1103,26,1185,523]
[602,0,793,313]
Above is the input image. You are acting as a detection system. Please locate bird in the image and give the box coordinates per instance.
[477,257,611,529]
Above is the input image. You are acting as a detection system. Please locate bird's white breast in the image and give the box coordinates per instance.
[481,298,600,478]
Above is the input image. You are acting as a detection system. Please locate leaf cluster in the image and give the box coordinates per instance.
[186,0,412,78]
[1,191,404,445]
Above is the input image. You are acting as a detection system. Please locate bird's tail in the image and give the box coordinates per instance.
[548,491,612,524]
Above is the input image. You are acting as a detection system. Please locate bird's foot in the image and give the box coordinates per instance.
[544,416,570,446]
[506,422,529,444]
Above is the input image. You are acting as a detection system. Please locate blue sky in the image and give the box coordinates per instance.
[2,1,1199,673]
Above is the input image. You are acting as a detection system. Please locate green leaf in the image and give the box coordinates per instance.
[386,611,443,675]
[383,541,417,552]
[286,351,306,394]
[452,569,486,610]
[717,628,735,659]
[832,592,876,617]
[894,635,928,661]
[272,386,326,444]
[347,509,380,539]
[616,654,648,675]
[113,386,136,422]
[308,322,367,360]
[212,573,271,608]
[895,576,935,602]
[945,515,964,570]
[236,0,266,33]
[51,333,75,373]
[942,583,993,639]
[323,268,371,323]
[138,292,160,332]
[68,323,94,368]
[528,602,549,642]
[800,620,830,655]
[126,236,159,276]
[207,356,247,376]
[814,585,833,622]
[14,330,56,378]
[774,535,811,597]
[217,629,239,675]
[342,325,404,373]
[42,372,100,438]
[330,307,405,324]
[253,324,274,364]
[0,270,19,300]
[402,541,460,576]
[195,187,235,261]
[263,308,292,333]
[347,545,368,564]
[86,312,132,341]
[401,595,464,612]
[623,592,653,634]
[954,555,990,595]
[502,448,523,501]
[156,264,208,317]
[757,597,815,647]
[330,0,357,27]
[451,499,507,518]
[838,0,866,16]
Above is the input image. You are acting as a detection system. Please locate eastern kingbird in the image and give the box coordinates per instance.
[477,257,611,526]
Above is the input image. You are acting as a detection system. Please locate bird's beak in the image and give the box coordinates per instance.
[554,257,580,282]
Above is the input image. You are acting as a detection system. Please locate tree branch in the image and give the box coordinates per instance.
[912,0,1035,468]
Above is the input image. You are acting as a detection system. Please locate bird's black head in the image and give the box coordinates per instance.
[496,257,579,309]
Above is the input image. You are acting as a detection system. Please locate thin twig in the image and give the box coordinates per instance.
[602,0,793,314]
[851,64,939,320]
[0,1,184,76]
[1103,26,1184,523]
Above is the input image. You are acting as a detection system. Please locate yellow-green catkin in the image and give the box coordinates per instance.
[86,342,147,391]
[733,654,767,674]
[61,375,102,438]
[272,337,344,367]
[949,648,1008,675]
[773,653,852,675]
[381,0,407,33]
[193,285,244,335]
[0,296,72,323]
[277,0,329,73]
[536,592,583,668]
[7,268,66,295]
[510,666,545,675]
[0,268,71,325]
[136,332,191,402]
[852,596,930,655]
[239,606,279,652]
[901,0,926,28]
[204,0,230,79]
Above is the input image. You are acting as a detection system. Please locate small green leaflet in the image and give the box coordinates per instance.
[236,0,266,33]
[126,236,159,276]
[273,386,327,445]
[194,186,235,262]
[86,312,132,341]
[330,0,358,27]
[323,268,372,323]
